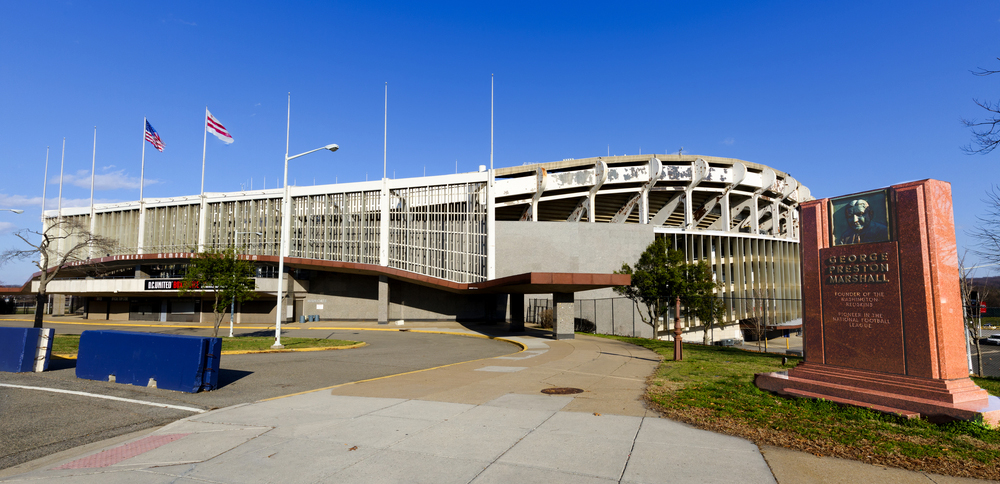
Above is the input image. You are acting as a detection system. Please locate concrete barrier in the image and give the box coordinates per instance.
[0,327,54,373]
[76,330,221,393]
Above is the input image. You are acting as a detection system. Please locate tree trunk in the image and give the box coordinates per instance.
[976,319,984,377]
[649,301,658,340]
[212,293,223,338]
[33,292,45,328]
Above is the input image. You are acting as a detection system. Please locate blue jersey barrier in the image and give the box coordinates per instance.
[0,327,54,373]
[76,330,221,393]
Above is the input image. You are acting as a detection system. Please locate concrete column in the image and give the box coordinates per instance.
[379,181,389,267]
[281,273,294,323]
[378,275,389,324]
[197,197,208,252]
[487,172,496,279]
[510,294,525,333]
[552,292,574,340]
[51,294,66,316]
[137,201,146,254]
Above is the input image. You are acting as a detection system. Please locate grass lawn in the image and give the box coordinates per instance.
[600,335,1000,481]
[979,316,1000,329]
[51,334,361,355]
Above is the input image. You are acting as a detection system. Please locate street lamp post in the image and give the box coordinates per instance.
[230,230,262,338]
[1,209,24,214]
[272,144,337,348]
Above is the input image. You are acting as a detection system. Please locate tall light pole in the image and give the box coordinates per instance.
[273,92,339,349]
[230,231,262,338]
[273,144,337,348]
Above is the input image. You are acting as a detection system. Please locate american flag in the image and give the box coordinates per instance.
[206,109,233,144]
[144,120,164,152]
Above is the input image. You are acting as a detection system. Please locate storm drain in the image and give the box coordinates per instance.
[541,387,584,395]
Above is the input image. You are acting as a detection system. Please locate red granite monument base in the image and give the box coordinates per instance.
[756,363,1000,425]
[756,180,1000,426]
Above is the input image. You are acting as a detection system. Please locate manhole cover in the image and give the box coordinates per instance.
[541,387,584,395]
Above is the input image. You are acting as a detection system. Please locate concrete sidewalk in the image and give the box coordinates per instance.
[0,326,991,483]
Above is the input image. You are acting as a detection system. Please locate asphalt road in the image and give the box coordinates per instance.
[0,322,519,470]
[971,336,1000,378]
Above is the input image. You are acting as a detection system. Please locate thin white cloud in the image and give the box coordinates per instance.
[50,169,156,190]
[163,15,197,26]
[0,221,15,235]
[0,194,43,207]
[722,137,736,146]
[101,164,116,170]
[0,193,122,209]
[58,197,119,208]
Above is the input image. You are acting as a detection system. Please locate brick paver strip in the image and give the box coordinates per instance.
[54,433,190,469]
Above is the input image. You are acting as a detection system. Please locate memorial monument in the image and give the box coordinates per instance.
[755,179,1000,425]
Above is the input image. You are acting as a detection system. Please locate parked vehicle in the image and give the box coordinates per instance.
[984,335,1000,346]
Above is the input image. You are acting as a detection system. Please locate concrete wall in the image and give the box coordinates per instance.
[497,221,655,322]
[298,272,492,322]
[304,273,379,319]
[495,221,655,280]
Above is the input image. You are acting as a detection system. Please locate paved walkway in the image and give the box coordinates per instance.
[0,321,992,483]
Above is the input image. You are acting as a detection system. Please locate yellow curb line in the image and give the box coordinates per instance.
[221,342,367,355]
[44,328,525,365]
[49,343,369,360]
[7,319,528,348]
[0,318,269,330]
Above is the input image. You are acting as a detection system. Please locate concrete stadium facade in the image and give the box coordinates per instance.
[32,154,810,341]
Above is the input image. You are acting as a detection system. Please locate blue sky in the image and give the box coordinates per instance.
[2,1,1000,283]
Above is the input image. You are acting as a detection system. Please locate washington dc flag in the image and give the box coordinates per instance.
[206,109,233,144]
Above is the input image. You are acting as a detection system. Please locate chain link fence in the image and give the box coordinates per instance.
[526,295,803,344]
[964,304,1000,377]
[526,299,997,375]
[0,295,73,315]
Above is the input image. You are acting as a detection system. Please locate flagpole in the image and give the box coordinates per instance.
[90,126,97,259]
[140,117,146,201]
[198,109,208,253]
[40,146,49,229]
[486,74,496,280]
[490,74,494,185]
[201,107,208,197]
[383,82,387,180]
[90,127,96,210]
[57,138,65,221]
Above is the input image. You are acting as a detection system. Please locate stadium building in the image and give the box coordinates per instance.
[24,154,810,341]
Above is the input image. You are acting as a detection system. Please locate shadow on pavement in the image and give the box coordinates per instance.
[47,356,77,371]
[216,368,254,389]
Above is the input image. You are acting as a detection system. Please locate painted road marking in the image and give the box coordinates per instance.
[55,433,190,469]
[0,383,205,413]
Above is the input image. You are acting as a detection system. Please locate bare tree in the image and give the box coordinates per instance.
[962,58,1000,155]
[969,186,1000,268]
[0,219,114,328]
[959,251,988,376]
[744,289,772,352]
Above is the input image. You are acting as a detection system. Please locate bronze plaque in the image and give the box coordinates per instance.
[819,241,904,374]
[829,189,892,247]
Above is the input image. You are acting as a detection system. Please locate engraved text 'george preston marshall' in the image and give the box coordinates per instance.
[825,252,890,284]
